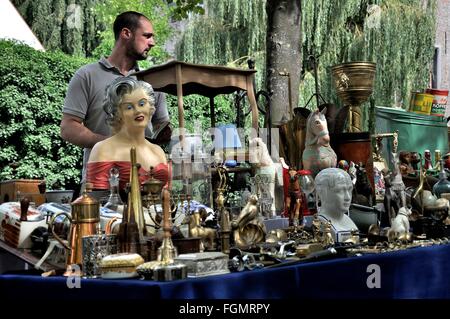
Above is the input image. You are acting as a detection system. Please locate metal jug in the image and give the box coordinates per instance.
[50,185,100,271]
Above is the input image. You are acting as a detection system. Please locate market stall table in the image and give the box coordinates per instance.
[1,243,450,299]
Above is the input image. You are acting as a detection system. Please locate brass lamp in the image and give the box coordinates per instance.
[331,62,376,132]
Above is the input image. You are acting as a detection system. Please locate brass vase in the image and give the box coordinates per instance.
[331,62,376,132]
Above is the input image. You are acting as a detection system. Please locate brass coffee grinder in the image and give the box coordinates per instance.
[50,183,100,275]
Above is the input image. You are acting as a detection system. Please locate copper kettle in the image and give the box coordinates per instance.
[50,184,100,272]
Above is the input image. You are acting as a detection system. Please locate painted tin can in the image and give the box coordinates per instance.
[425,88,449,117]
[409,92,434,115]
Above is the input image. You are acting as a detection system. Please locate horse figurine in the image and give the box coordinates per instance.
[249,137,280,218]
[302,108,337,177]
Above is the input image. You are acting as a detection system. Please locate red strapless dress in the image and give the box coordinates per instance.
[86,161,169,190]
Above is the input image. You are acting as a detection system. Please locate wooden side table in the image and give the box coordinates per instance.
[134,60,260,131]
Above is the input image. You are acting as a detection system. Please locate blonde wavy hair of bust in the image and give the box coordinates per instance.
[103,76,155,133]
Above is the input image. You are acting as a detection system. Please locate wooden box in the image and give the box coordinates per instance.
[173,237,201,254]
[146,237,201,261]
[0,179,45,206]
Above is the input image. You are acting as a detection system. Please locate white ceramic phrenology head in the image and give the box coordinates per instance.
[315,168,353,216]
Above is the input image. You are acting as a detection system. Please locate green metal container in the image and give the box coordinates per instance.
[375,106,449,161]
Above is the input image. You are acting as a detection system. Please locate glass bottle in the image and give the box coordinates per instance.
[435,149,441,171]
[103,167,123,212]
[424,150,433,170]
[298,170,316,216]
[432,160,450,198]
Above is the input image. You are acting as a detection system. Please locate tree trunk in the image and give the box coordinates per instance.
[266,0,301,125]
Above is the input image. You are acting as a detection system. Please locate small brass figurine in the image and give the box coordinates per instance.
[322,221,335,247]
[312,214,321,242]
[231,195,266,248]
[187,209,216,251]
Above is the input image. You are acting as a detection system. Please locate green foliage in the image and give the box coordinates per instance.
[177,0,437,132]
[167,0,205,20]
[12,0,104,57]
[92,0,203,65]
[175,0,267,129]
[12,0,204,59]
[167,94,236,133]
[0,40,90,187]
[176,0,266,87]
[301,0,437,119]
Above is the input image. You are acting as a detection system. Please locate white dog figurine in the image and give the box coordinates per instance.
[388,206,411,241]
[249,137,279,218]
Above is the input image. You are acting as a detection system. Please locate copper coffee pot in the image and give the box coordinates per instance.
[50,183,100,274]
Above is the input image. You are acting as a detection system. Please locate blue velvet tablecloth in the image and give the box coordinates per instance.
[1,244,450,300]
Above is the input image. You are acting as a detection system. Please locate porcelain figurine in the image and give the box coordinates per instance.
[388,206,411,241]
[302,108,337,177]
[249,137,279,217]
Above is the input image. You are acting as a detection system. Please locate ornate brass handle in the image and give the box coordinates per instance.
[49,211,71,250]
[105,217,118,235]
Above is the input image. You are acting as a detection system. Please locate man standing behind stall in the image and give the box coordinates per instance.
[60,11,170,184]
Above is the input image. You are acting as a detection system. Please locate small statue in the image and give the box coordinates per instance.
[249,137,277,217]
[353,163,374,206]
[231,195,266,248]
[399,151,415,175]
[322,221,335,247]
[373,166,385,201]
[285,168,303,226]
[382,152,407,224]
[410,152,421,170]
[387,206,411,241]
[424,150,433,170]
[312,214,321,242]
[186,209,216,251]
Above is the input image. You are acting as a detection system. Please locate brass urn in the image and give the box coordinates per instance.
[331,62,376,132]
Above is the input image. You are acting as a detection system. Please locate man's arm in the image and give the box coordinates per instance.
[60,113,107,149]
[151,92,170,128]
[148,92,172,144]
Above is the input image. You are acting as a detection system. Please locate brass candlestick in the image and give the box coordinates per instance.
[157,188,177,263]
[117,147,146,255]
[151,188,187,281]
[140,169,187,281]
[216,166,231,254]
[128,147,146,240]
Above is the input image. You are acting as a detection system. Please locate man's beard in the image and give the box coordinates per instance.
[128,44,149,61]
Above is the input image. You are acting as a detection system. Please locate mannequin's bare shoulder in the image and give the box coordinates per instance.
[88,137,117,162]
[148,141,167,164]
